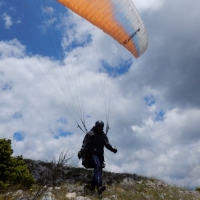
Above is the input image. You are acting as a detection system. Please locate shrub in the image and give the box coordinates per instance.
[0,138,34,190]
[195,187,200,192]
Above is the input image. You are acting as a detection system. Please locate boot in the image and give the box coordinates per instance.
[98,185,106,195]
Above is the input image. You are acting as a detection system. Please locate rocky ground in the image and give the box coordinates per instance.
[1,159,200,200]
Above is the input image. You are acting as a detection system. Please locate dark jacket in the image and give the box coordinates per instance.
[80,126,115,163]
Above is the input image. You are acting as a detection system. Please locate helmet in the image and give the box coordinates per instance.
[95,120,104,128]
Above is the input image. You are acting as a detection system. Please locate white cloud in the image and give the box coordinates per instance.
[40,7,56,32]
[131,0,164,12]
[0,39,25,58]
[16,19,21,24]
[42,6,55,15]
[2,13,13,29]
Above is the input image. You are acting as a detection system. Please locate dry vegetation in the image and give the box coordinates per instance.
[0,151,200,200]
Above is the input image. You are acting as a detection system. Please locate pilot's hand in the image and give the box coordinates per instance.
[78,151,82,159]
[112,147,117,154]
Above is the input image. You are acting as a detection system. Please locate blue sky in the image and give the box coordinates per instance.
[0,0,66,58]
[1,0,200,190]
[13,131,24,141]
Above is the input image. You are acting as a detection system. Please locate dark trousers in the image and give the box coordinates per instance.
[91,155,102,187]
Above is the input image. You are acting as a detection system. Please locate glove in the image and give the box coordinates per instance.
[78,151,82,159]
[112,147,117,154]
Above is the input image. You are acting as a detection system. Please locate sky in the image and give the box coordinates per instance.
[1,0,200,189]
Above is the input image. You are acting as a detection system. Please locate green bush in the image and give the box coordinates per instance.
[195,187,200,192]
[0,138,34,189]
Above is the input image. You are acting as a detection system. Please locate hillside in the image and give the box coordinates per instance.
[1,158,200,200]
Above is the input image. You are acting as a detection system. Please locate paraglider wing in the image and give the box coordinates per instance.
[57,0,148,58]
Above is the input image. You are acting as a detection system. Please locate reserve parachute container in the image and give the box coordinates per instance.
[57,0,148,58]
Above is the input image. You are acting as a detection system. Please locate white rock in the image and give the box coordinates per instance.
[157,181,166,188]
[138,180,143,184]
[66,192,76,199]
[109,195,118,200]
[120,178,135,186]
[42,192,56,200]
[14,190,23,196]
[75,196,91,200]
[146,180,156,189]
[47,187,53,191]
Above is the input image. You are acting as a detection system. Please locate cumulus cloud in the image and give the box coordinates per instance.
[42,6,55,15]
[132,0,164,12]
[2,13,13,29]
[0,39,25,58]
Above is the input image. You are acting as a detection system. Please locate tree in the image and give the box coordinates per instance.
[0,138,34,190]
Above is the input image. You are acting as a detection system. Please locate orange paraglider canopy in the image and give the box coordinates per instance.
[57,0,148,58]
